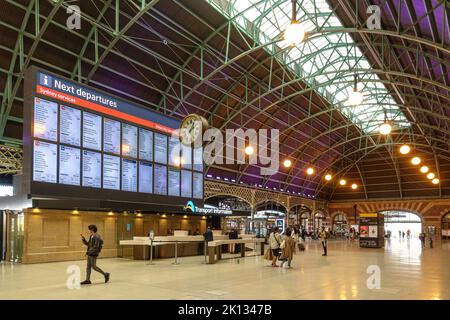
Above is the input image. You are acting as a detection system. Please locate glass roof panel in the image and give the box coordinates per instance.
[206,0,410,133]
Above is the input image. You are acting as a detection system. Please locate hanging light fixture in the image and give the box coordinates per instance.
[379,110,392,135]
[420,166,429,174]
[244,145,254,155]
[432,178,440,185]
[283,159,292,168]
[351,183,358,190]
[325,174,332,181]
[427,173,435,180]
[284,0,305,46]
[306,167,315,175]
[411,157,421,165]
[346,74,364,106]
[399,145,411,155]
[339,179,347,186]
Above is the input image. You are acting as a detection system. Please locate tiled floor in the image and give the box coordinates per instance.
[1,238,449,300]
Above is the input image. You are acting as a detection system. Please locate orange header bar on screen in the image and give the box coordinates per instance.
[37,85,177,135]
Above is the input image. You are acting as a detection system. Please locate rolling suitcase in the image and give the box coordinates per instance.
[298,243,305,251]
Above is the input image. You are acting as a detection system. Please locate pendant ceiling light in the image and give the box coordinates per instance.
[284,0,305,46]
[379,110,392,135]
[346,74,364,106]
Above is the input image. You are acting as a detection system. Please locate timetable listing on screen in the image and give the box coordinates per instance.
[168,168,180,197]
[59,105,81,146]
[59,145,81,186]
[139,128,153,162]
[154,133,168,164]
[33,140,57,183]
[122,124,138,158]
[34,97,58,142]
[83,112,102,151]
[103,154,120,190]
[139,161,153,194]
[103,118,121,154]
[82,150,101,188]
[122,159,137,192]
[181,170,192,198]
[154,164,167,195]
[193,172,204,199]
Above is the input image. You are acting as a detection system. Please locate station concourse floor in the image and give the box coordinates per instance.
[1,238,449,300]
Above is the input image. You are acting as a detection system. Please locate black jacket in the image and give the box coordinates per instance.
[203,230,213,242]
[82,233,103,256]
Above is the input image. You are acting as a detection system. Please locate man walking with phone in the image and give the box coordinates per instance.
[80,224,110,285]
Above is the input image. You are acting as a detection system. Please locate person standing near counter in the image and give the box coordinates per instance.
[269,227,282,267]
[203,226,213,242]
[80,224,110,285]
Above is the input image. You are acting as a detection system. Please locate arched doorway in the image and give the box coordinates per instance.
[300,212,310,230]
[314,212,326,231]
[381,210,422,238]
[205,195,252,233]
[442,212,450,240]
[255,201,287,235]
[333,214,348,236]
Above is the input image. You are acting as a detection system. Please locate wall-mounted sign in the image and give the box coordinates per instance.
[183,201,232,215]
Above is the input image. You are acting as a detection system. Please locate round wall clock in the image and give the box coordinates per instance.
[179,114,208,146]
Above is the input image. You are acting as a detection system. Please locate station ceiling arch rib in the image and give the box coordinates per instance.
[0,0,448,201]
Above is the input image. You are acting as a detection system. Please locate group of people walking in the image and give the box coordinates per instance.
[267,226,330,268]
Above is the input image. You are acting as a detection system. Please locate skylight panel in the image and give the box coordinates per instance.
[206,0,410,133]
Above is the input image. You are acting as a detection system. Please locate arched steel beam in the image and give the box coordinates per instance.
[69,0,114,80]
[0,0,35,122]
[85,0,161,83]
[313,141,449,199]
[282,124,450,191]
[169,26,449,116]
[0,0,65,135]
[209,74,450,177]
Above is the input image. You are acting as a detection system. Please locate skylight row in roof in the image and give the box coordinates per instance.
[206,0,410,133]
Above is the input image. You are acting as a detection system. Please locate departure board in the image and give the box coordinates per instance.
[59,145,81,186]
[26,68,204,207]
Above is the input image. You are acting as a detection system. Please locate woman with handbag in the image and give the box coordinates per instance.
[280,228,296,268]
[268,227,282,267]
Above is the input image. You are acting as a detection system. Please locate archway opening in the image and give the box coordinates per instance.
[381,210,422,238]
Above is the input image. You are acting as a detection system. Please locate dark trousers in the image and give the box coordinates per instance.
[321,241,327,255]
[86,255,106,281]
